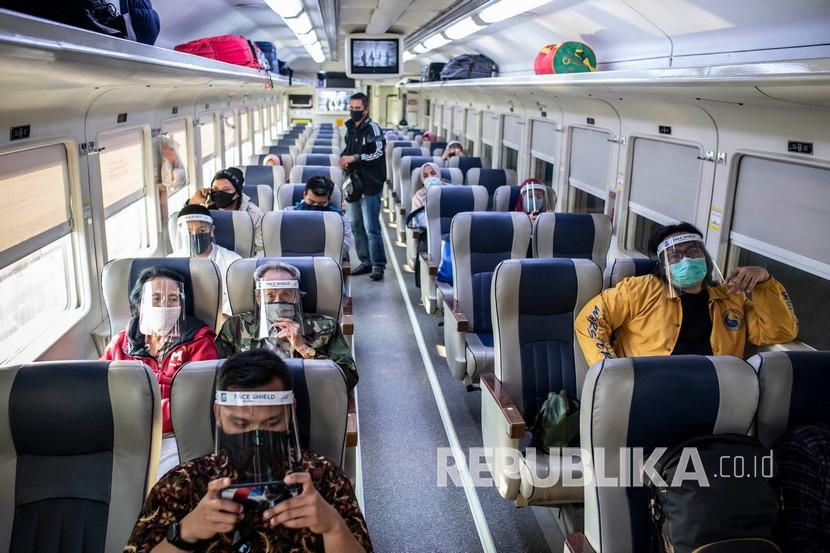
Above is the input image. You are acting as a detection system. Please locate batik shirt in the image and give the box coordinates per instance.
[124,451,372,553]
[215,311,358,390]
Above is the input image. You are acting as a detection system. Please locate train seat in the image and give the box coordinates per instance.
[0,360,161,552]
[170,358,350,467]
[290,165,344,187]
[533,213,612,271]
[465,168,518,204]
[296,154,339,167]
[404,167,464,267]
[304,145,339,155]
[390,147,430,207]
[397,155,443,239]
[603,258,658,289]
[443,212,531,382]
[419,185,488,314]
[276,183,343,211]
[262,210,344,262]
[492,184,557,213]
[447,156,483,177]
[429,141,448,157]
[168,209,255,258]
[102,257,222,337]
[250,154,293,174]
[237,164,286,190]
[384,140,419,193]
[750,350,830,448]
[567,355,759,553]
[482,258,601,505]
[243,184,274,212]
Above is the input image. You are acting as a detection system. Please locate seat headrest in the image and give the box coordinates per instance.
[449,156,483,176]
[239,165,285,187]
[262,210,344,260]
[603,258,658,288]
[276,184,343,211]
[298,154,337,167]
[533,212,613,271]
[465,168,517,195]
[290,165,343,186]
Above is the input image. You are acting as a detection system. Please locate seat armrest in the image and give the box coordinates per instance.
[420,252,437,276]
[480,374,526,440]
[565,533,597,553]
[342,258,351,277]
[341,297,354,336]
[92,321,112,357]
[442,293,469,332]
[346,391,358,447]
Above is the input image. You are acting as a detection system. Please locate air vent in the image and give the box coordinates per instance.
[235,2,266,8]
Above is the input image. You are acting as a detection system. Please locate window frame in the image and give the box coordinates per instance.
[198,111,219,187]
[239,107,252,162]
[222,109,238,168]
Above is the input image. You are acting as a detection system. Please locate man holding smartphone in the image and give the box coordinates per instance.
[124,349,371,552]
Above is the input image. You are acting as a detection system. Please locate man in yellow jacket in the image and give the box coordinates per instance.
[576,223,799,366]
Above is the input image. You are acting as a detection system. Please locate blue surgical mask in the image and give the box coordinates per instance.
[669,257,708,289]
[424,176,441,189]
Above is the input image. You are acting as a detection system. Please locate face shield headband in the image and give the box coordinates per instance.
[215,390,302,483]
[521,183,548,214]
[177,214,214,256]
[138,279,184,339]
[657,233,724,297]
[256,279,303,340]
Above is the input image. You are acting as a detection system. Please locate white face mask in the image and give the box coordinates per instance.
[139,306,181,337]
[424,176,441,189]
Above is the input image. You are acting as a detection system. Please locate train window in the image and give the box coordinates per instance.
[442,107,451,139]
[270,103,278,137]
[626,137,701,255]
[728,155,830,349]
[533,158,555,187]
[0,144,77,361]
[530,120,558,195]
[452,107,465,140]
[98,127,151,259]
[240,109,252,161]
[161,117,191,209]
[502,146,519,171]
[253,107,262,152]
[199,113,217,186]
[567,127,609,214]
[223,110,237,167]
[502,115,522,172]
[482,144,493,169]
[482,112,497,168]
[466,110,479,154]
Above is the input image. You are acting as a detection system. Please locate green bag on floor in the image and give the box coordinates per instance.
[530,390,580,454]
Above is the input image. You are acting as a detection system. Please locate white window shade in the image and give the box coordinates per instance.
[0,144,71,266]
[568,127,610,199]
[628,137,701,224]
[453,107,465,137]
[98,127,146,216]
[531,120,558,162]
[466,110,479,141]
[482,112,497,145]
[502,115,522,149]
[731,156,830,277]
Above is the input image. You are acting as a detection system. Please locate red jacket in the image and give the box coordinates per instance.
[101,316,217,433]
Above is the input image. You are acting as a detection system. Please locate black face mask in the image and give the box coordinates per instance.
[349,109,365,122]
[219,429,292,482]
[210,189,237,209]
[189,232,212,255]
[303,202,328,211]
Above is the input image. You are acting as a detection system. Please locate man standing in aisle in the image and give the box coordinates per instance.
[339,92,387,281]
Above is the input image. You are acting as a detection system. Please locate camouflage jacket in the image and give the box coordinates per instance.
[216,311,358,390]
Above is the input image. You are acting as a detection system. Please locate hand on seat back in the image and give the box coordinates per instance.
[725,266,770,294]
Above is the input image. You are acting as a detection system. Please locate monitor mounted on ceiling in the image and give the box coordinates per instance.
[346,34,403,79]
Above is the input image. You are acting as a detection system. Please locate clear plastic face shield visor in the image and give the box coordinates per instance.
[521,183,548,214]
[177,214,214,256]
[138,278,184,338]
[656,233,724,298]
[256,279,304,340]
[214,390,302,482]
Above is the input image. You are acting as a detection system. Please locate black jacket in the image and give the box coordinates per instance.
[342,116,386,195]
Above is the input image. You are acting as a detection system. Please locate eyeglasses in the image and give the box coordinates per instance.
[665,245,705,264]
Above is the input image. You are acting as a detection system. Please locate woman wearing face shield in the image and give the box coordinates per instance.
[188,167,265,256]
[575,223,799,367]
[514,178,551,225]
[159,135,187,188]
[101,266,218,476]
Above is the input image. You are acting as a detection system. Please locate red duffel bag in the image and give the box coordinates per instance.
[175,35,261,69]
[534,42,596,75]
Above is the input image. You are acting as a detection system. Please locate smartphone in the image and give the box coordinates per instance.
[220,480,302,512]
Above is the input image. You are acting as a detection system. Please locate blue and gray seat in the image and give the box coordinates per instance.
[295,154,339,167]
[465,168,518,205]
[603,258,658,289]
[443,212,531,382]
[396,155,443,239]
[404,167,464,267]
[0,360,161,551]
[289,165,344,187]
[482,258,601,506]
[533,213,613,271]
[262,210,344,262]
[237,164,286,190]
[447,155,483,177]
[167,209,255,258]
[492,184,557,212]
[242,185,274,212]
[249,154,293,173]
[275,183,343,211]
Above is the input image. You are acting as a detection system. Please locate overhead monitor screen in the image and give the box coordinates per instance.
[350,38,399,75]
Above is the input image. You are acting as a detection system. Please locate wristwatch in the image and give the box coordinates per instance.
[166,521,197,550]
[300,344,317,358]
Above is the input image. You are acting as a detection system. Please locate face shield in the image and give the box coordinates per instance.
[521,183,548,214]
[256,278,304,340]
[138,278,184,338]
[215,389,302,483]
[177,214,214,256]
[656,233,724,298]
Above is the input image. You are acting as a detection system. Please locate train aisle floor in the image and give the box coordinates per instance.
[349,215,563,552]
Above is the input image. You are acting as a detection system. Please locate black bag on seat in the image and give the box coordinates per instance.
[440,54,498,80]
[648,434,781,553]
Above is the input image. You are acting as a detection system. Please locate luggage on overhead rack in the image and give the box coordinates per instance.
[440,54,497,80]
[174,35,262,69]
[255,41,279,71]
[421,62,445,82]
[534,42,596,75]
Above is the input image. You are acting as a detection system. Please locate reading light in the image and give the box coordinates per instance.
[445,16,484,40]
[423,33,451,50]
[413,43,429,54]
[479,0,555,23]
[264,0,302,18]
[298,31,318,46]
[284,12,313,35]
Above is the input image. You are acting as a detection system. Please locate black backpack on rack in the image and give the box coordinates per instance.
[421,62,446,82]
[440,54,498,80]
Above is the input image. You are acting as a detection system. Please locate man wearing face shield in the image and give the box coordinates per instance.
[124,350,372,552]
[101,267,218,477]
[290,175,353,256]
[169,205,241,318]
[514,178,550,224]
[575,223,799,366]
[189,167,265,256]
[215,262,358,391]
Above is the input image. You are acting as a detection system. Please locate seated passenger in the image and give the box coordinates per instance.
[290,175,353,256]
[168,204,241,318]
[384,129,405,141]
[575,223,798,366]
[441,140,465,161]
[513,178,550,224]
[422,131,437,143]
[101,266,218,476]
[406,162,444,231]
[189,167,264,256]
[159,135,187,188]
[776,422,830,551]
[215,261,358,390]
[124,349,372,552]
[263,153,282,167]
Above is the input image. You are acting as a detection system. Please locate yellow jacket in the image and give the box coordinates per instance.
[575,274,799,366]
